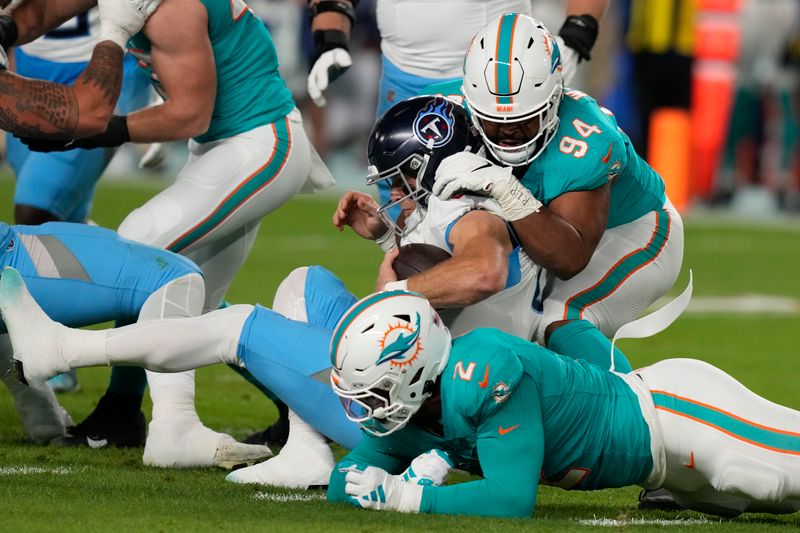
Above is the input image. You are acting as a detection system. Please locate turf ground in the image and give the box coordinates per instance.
[1,174,799,532]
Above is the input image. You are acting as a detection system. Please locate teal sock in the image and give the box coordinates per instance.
[547,320,632,373]
[228,364,278,401]
[107,366,147,397]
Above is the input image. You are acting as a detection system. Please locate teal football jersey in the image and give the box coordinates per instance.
[422,81,666,228]
[127,0,295,143]
[328,328,654,517]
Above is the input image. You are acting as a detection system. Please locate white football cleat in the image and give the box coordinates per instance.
[143,417,273,469]
[225,410,333,488]
[0,267,70,385]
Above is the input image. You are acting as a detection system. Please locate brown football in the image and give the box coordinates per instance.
[392,243,452,280]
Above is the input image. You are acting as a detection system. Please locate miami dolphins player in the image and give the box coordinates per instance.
[18,0,330,467]
[307,0,607,211]
[428,14,684,368]
[324,291,800,518]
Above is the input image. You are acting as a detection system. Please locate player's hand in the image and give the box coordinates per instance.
[555,36,579,86]
[308,47,352,107]
[333,190,387,239]
[0,45,7,70]
[342,465,423,512]
[18,115,130,152]
[401,449,453,487]
[375,247,400,291]
[138,142,167,169]
[98,0,162,49]
[433,152,542,221]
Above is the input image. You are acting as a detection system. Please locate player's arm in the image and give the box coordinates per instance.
[0,41,123,138]
[420,376,544,517]
[306,0,355,106]
[404,210,513,308]
[1,0,96,46]
[328,434,408,504]
[510,184,609,280]
[124,0,214,142]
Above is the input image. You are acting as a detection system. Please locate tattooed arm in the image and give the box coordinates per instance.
[0,40,121,138]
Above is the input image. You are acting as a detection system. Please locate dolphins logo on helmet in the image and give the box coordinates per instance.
[413,98,455,148]
[376,312,422,368]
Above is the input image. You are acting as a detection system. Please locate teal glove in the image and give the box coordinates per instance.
[342,465,423,512]
[401,449,453,486]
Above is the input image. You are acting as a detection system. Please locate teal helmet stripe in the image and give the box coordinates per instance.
[330,291,425,368]
[495,13,518,106]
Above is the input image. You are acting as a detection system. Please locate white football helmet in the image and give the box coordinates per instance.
[330,290,452,437]
[462,14,564,166]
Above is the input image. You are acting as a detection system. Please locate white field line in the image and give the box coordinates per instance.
[653,294,800,315]
[252,492,326,503]
[578,517,716,527]
[0,466,73,475]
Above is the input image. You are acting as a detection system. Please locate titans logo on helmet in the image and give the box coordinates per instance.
[413,98,455,148]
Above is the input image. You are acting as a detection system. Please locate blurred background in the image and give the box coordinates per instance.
[3,0,799,215]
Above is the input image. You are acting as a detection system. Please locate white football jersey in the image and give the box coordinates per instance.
[401,194,542,341]
[21,9,100,63]
[376,0,532,78]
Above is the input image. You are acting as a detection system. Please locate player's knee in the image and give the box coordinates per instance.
[272,266,309,318]
[118,207,159,244]
[14,204,60,225]
[140,272,206,320]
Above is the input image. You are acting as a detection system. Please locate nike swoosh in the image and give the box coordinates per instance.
[87,437,108,449]
[473,162,493,172]
[684,451,695,469]
[498,424,519,436]
[601,143,613,164]
[478,365,490,389]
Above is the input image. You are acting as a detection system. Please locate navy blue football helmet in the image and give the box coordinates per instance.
[367,96,478,235]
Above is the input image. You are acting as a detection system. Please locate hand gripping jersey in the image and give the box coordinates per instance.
[127,0,294,143]
[401,194,542,340]
[329,328,654,517]
[424,81,667,228]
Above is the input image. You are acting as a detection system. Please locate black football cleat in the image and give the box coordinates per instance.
[638,488,683,511]
[52,392,146,448]
[244,401,289,448]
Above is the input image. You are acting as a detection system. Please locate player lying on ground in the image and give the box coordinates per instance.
[4,272,800,518]
[325,291,800,518]
[0,221,270,468]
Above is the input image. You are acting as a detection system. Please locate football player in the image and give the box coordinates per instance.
[428,15,685,373]
[14,0,332,467]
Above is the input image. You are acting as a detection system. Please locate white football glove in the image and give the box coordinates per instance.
[98,0,162,49]
[433,151,542,221]
[307,48,352,107]
[343,465,423,512]
[138,142,167,169]
[555,35,579,86]
[401,449,453,487]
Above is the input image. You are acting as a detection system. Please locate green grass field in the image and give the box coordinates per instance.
[1,175,799,532]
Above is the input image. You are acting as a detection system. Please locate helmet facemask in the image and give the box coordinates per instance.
[330,291,452,437]
[367,141,434,237]
[462,14,565,167]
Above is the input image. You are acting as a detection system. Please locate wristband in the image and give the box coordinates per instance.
[375,227,397,252]
[311,29,349,65]
[558,14,599,61]
[90,115,131,148]
[0,14,18,49]
[308,0,356,28]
